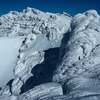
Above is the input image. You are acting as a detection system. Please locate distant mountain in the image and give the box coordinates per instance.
[0,7,100,100]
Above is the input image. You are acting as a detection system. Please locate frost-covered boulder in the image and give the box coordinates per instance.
[0,7,71,40]
[53,10,100,99]
[17,83,63,100]
[0,83,63,100]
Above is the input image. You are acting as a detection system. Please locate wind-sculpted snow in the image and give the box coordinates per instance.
[0,7,71,40]
[18,83,63,100]
[0,83,63,100]
[0,7,71,98]
[10,8,71,94]
[0,8,100,100]
[53,10,100,99]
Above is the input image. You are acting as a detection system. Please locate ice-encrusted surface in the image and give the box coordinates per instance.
[8,7,71,95]
[53,10,100,99]
[0,7,71,99]
[18,83,63,100]
[0,7,71,39]
[0,8,100,100]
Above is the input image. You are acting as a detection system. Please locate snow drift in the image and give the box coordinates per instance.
[0,36,24,87]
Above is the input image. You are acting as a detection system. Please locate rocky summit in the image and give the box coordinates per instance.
[0,7,100,100]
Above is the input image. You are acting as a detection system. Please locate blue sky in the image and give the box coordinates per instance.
[0,0,100,16]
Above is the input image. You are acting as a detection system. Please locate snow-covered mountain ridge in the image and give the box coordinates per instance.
[0,7,100,100]
[0,7,71,39]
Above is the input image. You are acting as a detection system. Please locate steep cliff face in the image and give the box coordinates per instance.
[0,8,100,100]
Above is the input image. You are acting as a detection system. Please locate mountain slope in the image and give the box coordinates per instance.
[0,8,100,100]
[0,7,71,99]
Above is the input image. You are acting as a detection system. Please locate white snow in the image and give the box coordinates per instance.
[53,10,100,99]
[0,36,24,87]
[18,82,63,100]
[1,7,100,100]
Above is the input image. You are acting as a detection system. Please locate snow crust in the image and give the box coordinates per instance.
[0,7,71,99]
[0,7,100,100]
[0,36,24,87]
[53,10,100,99]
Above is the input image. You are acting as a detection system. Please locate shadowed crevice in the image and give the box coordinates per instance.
[20,47,60,93]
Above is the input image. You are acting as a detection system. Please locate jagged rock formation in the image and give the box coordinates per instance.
[0,7,71,39]
[53,10,100,99]
[8,7,71,95]
[18,83,63,100]
[0,7,100,100]
[0,7,71,99]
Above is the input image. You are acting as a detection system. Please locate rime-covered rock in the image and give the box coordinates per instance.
[0,7,100,100]
[0,7,71,96]
[0,7,71,40]
[53,10,100,99]
[18,83,63,100]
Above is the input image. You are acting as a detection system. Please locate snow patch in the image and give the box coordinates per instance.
[0,36,24,87]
